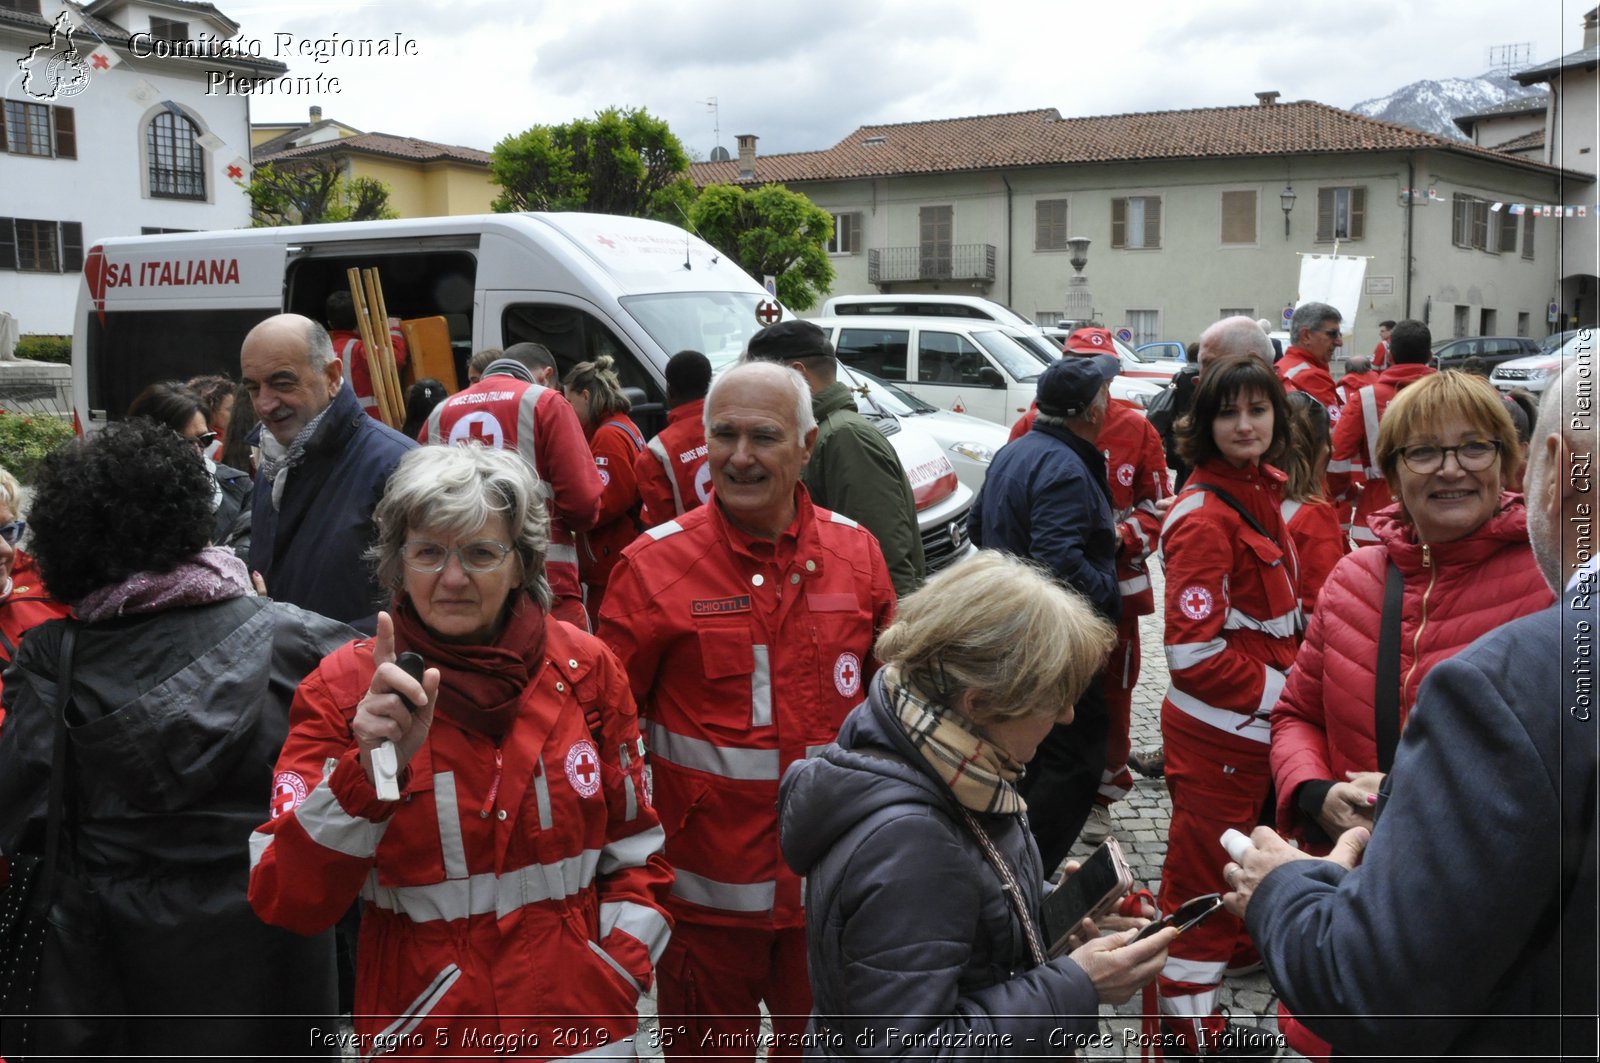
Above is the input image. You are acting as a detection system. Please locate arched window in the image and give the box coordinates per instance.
[148,109,204,199]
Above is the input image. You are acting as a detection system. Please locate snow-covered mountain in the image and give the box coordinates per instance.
[1351,74,1545,141]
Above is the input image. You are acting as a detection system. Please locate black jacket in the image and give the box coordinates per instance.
[0,595,356,1057]
[778,673,1101,1059]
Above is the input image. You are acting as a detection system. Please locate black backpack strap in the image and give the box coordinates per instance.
[1374,561,1404,773]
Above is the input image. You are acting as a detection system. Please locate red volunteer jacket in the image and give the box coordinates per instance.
[1371,339,1390,371]
[1270,496,1552,834]
[248,619,672,1056]
[636,400,710,529]
[329,325,409,420]
[597,488,896,931]
[1160,459,1302,756]
[1281,496,1347,613]
[580,415,645,590]
[1009,399,1168,615]
[421,377,602,602]
[1325,363,1435,544]
[1334,369,1382,407]
[0,552,70,731]
[1276,347,1342,422]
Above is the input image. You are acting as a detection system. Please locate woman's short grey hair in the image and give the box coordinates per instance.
[369,445,552,610]
[874,550,1116,722]
[703,361,816,436]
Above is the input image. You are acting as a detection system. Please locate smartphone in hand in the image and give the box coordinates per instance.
[1041,838,1134,956]
[1132,893,1224,943]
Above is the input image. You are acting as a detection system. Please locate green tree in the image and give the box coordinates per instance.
[245,160,398,227]
[688,184,836,311]
[490,107,695,221]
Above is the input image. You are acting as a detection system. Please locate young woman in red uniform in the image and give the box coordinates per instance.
[1153,355,1299,1059]
[564,356,645,626]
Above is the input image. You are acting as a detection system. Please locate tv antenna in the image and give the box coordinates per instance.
[704,96,724,156]
[1487,43,1534,77]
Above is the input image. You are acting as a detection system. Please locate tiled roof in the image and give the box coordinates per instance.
[0,3,285,74]
[255,132,492,167]
[689,100,1575,186]
[251,119,365,157]
[1452,93,1549,131]
[1495,129,1545,154]
[1514,43,1600,83]
[83,0,240,34]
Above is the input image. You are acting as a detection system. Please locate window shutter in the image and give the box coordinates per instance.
[1523,214,1535,259]
[1146,197,1162,248]
[0,104,7,154]
[1349,187,1365,239]
[0,218,14,270]
[1221,190,1255,244]
[847,212,861,253]
[1497,208,1516,253]
[1316,189,1334,242]
[52,106,75,159]
[60,221,83,271]
[1452,195,1469,247]
[1111,198,1126,248]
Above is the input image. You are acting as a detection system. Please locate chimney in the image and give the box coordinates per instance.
[1587,7,1598,48]
[1255,91,1280,106]
[736,134,757,180]
[309,105,323,123]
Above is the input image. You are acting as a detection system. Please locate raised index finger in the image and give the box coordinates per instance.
[372,609,396,668]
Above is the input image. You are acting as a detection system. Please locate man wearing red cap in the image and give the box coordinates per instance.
[1008,328,1168,845]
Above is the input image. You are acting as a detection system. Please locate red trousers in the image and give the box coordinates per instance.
[656,921,812,1062]
[1155,708,1271,1038]
[1095,617,1141,807]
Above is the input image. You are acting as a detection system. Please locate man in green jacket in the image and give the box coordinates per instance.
[746,320,924,596]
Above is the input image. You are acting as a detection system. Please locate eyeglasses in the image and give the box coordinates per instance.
[0,520,24,546]
[402,539,514,574]
[1317,328,1342,338]
[188,431,219,450]
[1397,438,1501,474]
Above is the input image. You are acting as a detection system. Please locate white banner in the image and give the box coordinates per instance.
[1297,255,1368,334]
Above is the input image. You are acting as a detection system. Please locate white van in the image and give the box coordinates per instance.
[818,293,1040,332]
[73,212,975,574]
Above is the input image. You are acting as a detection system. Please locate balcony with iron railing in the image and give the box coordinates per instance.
[868,244,996,286]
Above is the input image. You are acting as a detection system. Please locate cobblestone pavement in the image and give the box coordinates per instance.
[635,569,1302,1061]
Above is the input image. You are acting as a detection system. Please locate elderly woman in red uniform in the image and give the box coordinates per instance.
[249,444,672,1058]
[1153,354,1299,1059]
[565,355,645,626]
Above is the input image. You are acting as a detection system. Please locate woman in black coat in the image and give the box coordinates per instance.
[0,420,354,1058]
[780,551,1177,1059]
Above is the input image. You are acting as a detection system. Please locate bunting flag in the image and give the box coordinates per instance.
[196,131,227,153]
[1403,191,1599,216]
[224,156,251,183]
[85,44,120,72]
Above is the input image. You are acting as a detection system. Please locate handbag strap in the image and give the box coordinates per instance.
[1374,561,1404,773]
[1185,482,1276,543]
[953,805,1048,968]
[39,624,78,901]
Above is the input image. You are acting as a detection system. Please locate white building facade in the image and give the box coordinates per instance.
[1,0,283,335]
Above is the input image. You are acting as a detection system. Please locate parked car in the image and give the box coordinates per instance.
[819,293,1039,331]
[1541,329,1583,353]
[1490,332,1596,396]
[1038,328,1185,384]
[1136,340,1187,363]
[1430,336,1541,374]
[839,365,1011,493]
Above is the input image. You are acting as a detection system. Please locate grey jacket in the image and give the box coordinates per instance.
[779,672,1100,1059]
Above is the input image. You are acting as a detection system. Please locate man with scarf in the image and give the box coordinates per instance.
[598,362,897,1062]
[968,354,1122,877]
[241,313,416,632]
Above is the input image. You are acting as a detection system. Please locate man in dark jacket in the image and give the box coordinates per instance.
[241,313,416,632]
[968,355,1120,873]
[1223,365,1598,1061]
[745,320,924,597]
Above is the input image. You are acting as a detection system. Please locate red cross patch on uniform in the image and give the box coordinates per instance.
[565,740,602,798]
[448,411,505,449]
[1179,585,1214,621]
[270,771,308,819]
[1116,463,1135,487]
[834,652,862,697]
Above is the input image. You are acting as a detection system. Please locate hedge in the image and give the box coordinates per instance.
[14,335,71,364]
[0,410,75,483]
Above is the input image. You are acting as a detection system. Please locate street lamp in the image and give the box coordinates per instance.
[1280,185,1297,239]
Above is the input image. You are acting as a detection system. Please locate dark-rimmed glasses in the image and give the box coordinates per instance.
[0,520,25,546]
[1397,438,1501,475]
[402,539,514,574]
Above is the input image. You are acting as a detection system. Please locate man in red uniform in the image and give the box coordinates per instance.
[420,343,602,629]
[325,290,408,420]
[1277,301,1344,421]
[598,361,896,1061]
[1326,319,1437,546]
[637,350,713,529]
[1371,319,1396,370]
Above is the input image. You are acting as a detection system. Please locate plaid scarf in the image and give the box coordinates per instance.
[885,665,1027,816]
[257,402,336,511]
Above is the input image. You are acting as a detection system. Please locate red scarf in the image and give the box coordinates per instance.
[392,592,547,740]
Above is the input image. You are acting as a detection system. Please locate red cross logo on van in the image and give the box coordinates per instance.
[756,300,782,325]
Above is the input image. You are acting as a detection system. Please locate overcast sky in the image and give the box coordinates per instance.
[230,0,1582,158]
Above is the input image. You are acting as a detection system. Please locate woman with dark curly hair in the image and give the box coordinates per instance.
[0,420,354,1059]
[128,380,253,557]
